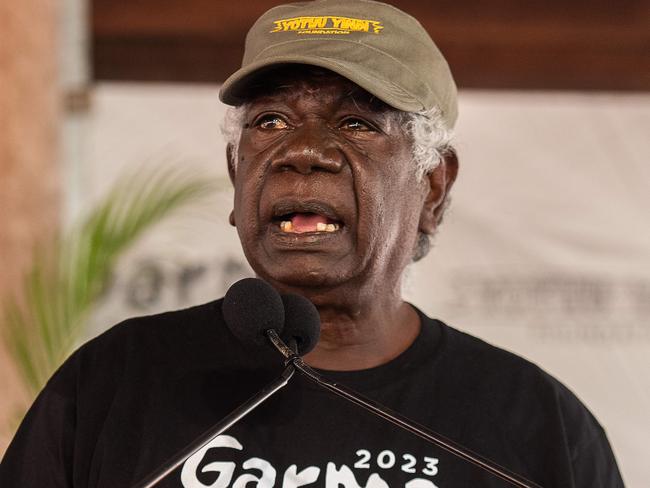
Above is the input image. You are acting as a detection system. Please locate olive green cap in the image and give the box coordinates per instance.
[219,0,458,128]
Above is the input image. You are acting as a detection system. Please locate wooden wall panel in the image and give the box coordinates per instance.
[0,0,61,453]
[92,0,650,90]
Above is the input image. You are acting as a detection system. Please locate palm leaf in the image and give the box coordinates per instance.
[2,166,220,397]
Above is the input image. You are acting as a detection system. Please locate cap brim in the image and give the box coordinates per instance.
[219,52,427,113]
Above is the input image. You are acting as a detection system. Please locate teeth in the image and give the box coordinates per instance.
[279,221,340,233]
[280,221,293,232]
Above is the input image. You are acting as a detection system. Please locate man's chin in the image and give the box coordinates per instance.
[254,262,354,292]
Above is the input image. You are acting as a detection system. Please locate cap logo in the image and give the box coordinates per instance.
[270,16,383,35]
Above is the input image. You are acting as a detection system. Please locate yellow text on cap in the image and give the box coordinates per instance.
[270,16,384,35]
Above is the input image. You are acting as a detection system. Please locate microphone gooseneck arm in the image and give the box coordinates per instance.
[133,364,295,488]
[266,330,543,488]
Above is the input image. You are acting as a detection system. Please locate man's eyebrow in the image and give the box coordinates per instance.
[349,93,363,112]
[344,90,387,114]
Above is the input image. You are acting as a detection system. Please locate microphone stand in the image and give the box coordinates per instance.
[134,330,541,488]
[266,330,543,488]
[132,364,295,488]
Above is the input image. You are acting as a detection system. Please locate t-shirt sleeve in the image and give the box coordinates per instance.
[0,355,78,487]
[553,377,626,488]
[571,426,626,488]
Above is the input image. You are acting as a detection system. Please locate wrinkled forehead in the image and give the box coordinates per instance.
[238,64,397,114]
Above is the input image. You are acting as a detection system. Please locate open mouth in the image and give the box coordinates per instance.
[271,201,344,234]
[275,212,341,233]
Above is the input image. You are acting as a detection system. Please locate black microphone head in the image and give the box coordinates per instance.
[222,278,285,348]
[280,294,321,356]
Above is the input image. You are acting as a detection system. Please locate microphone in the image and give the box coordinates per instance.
[280,293,320,355]
[222,277,285,348]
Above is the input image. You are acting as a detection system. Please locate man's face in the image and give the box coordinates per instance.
[229,68,432,296]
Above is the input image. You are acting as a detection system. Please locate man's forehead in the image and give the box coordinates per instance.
[241,64,393,112]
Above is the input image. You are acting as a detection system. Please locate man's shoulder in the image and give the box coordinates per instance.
[95,298,224,341]
[432,316,559,385]
[78,299,224,357]
[72,298,284,378]
[427,315,608,449]
[52,300,228,384]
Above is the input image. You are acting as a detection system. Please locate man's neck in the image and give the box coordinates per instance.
[302,300,421,371]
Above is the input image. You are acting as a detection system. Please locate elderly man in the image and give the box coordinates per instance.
[1,1,624,487]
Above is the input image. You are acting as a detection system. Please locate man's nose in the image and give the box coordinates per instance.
[271,123,345,175]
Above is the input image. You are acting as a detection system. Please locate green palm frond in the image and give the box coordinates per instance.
[2,166,220,397]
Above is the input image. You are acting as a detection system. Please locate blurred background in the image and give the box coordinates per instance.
[1,0,648,484]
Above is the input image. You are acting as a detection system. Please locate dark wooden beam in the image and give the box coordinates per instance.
[92,0,650,90]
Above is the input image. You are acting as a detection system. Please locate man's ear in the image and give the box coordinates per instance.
[418,149,459,235]
[226,143,236,184]
[226,144,237,227]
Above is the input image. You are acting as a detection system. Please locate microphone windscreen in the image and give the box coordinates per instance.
[222,278,285,348]
[281,294,321,356]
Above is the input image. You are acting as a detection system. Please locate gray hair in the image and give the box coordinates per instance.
[402,107,455,179]
[221,105,455,261]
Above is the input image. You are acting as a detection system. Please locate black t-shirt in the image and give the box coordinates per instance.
[0,300,624,487]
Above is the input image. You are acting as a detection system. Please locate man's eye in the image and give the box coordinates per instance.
[339,118,374,131]
[254,114,289,130]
